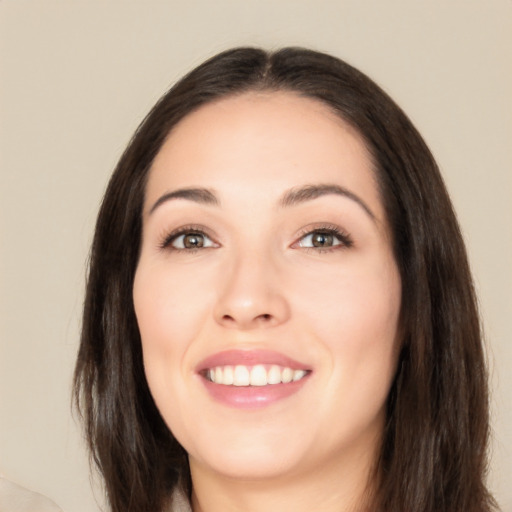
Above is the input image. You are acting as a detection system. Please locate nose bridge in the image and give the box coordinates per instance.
[214,241,289,329]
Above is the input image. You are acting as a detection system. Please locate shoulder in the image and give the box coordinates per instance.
[0,477,63,512]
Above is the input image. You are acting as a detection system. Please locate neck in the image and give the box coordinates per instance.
[189,442,379,512]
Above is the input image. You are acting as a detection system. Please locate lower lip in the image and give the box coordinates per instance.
[201,376,309,409]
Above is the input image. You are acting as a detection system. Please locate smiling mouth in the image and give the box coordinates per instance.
[205,364,310,387]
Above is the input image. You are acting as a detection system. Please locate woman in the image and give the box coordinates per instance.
[74,47,497,512]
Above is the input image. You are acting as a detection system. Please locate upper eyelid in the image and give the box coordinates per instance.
[295,224,351,239]
[296,223,342,236]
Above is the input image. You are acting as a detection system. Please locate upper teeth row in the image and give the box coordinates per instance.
[207,365,307,386]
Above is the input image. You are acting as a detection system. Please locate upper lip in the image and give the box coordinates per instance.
[195,349,311,372]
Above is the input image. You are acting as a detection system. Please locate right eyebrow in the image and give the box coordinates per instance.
[148,187,220,215]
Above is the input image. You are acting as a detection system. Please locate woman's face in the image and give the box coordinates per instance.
[133,92,401,482]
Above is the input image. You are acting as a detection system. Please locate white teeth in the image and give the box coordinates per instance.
[281,367,293,383]
[207,364,308,386]
[293,369,307,381]
[215,366,223,384]
[223,365,234,385]
[250,365,268,386]
[267,365,282,385]
[233,365,250,386]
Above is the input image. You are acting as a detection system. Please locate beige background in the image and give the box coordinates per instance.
[1,1,510,511]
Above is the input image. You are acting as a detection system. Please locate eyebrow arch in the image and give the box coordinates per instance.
[279,184,375,220]
[149,187,219,215]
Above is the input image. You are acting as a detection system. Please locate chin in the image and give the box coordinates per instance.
[191,445,304,481]
[183,423,312,481]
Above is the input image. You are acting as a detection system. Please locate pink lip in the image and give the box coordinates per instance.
[196,350,312,410]
[196,349,310,372]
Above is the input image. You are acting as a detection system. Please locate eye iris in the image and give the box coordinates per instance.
[183,233,204,248]
[312,232,333,247]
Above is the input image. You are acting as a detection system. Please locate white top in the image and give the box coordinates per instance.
[170,489,192,512]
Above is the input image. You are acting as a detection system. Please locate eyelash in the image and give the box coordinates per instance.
[294,224,354,253]
[159,224,216,252]
[158,224,353,253]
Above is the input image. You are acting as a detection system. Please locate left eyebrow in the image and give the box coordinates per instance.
[279,183,375,220]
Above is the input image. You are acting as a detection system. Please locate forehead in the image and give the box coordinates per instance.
[146,91,384,220]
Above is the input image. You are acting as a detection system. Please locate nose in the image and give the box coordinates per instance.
[213,249,290,330]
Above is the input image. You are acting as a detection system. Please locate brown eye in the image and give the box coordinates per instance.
[183,233,204,248]
[170,231,215,250]
[299,230,341,249]
[311,232,334,247]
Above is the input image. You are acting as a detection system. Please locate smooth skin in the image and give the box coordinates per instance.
[133,92,402,512]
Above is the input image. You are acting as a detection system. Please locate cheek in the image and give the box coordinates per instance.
[292,253,401,401]
[134,261,210,350]
[295,254,401,345]
[132,262,214,438]
[132,262,210,399]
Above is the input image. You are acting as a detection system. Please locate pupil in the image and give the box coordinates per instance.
[312,232,332,247]
[184,234,204,248]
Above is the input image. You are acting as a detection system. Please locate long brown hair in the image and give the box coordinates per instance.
[74,47,497,512]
